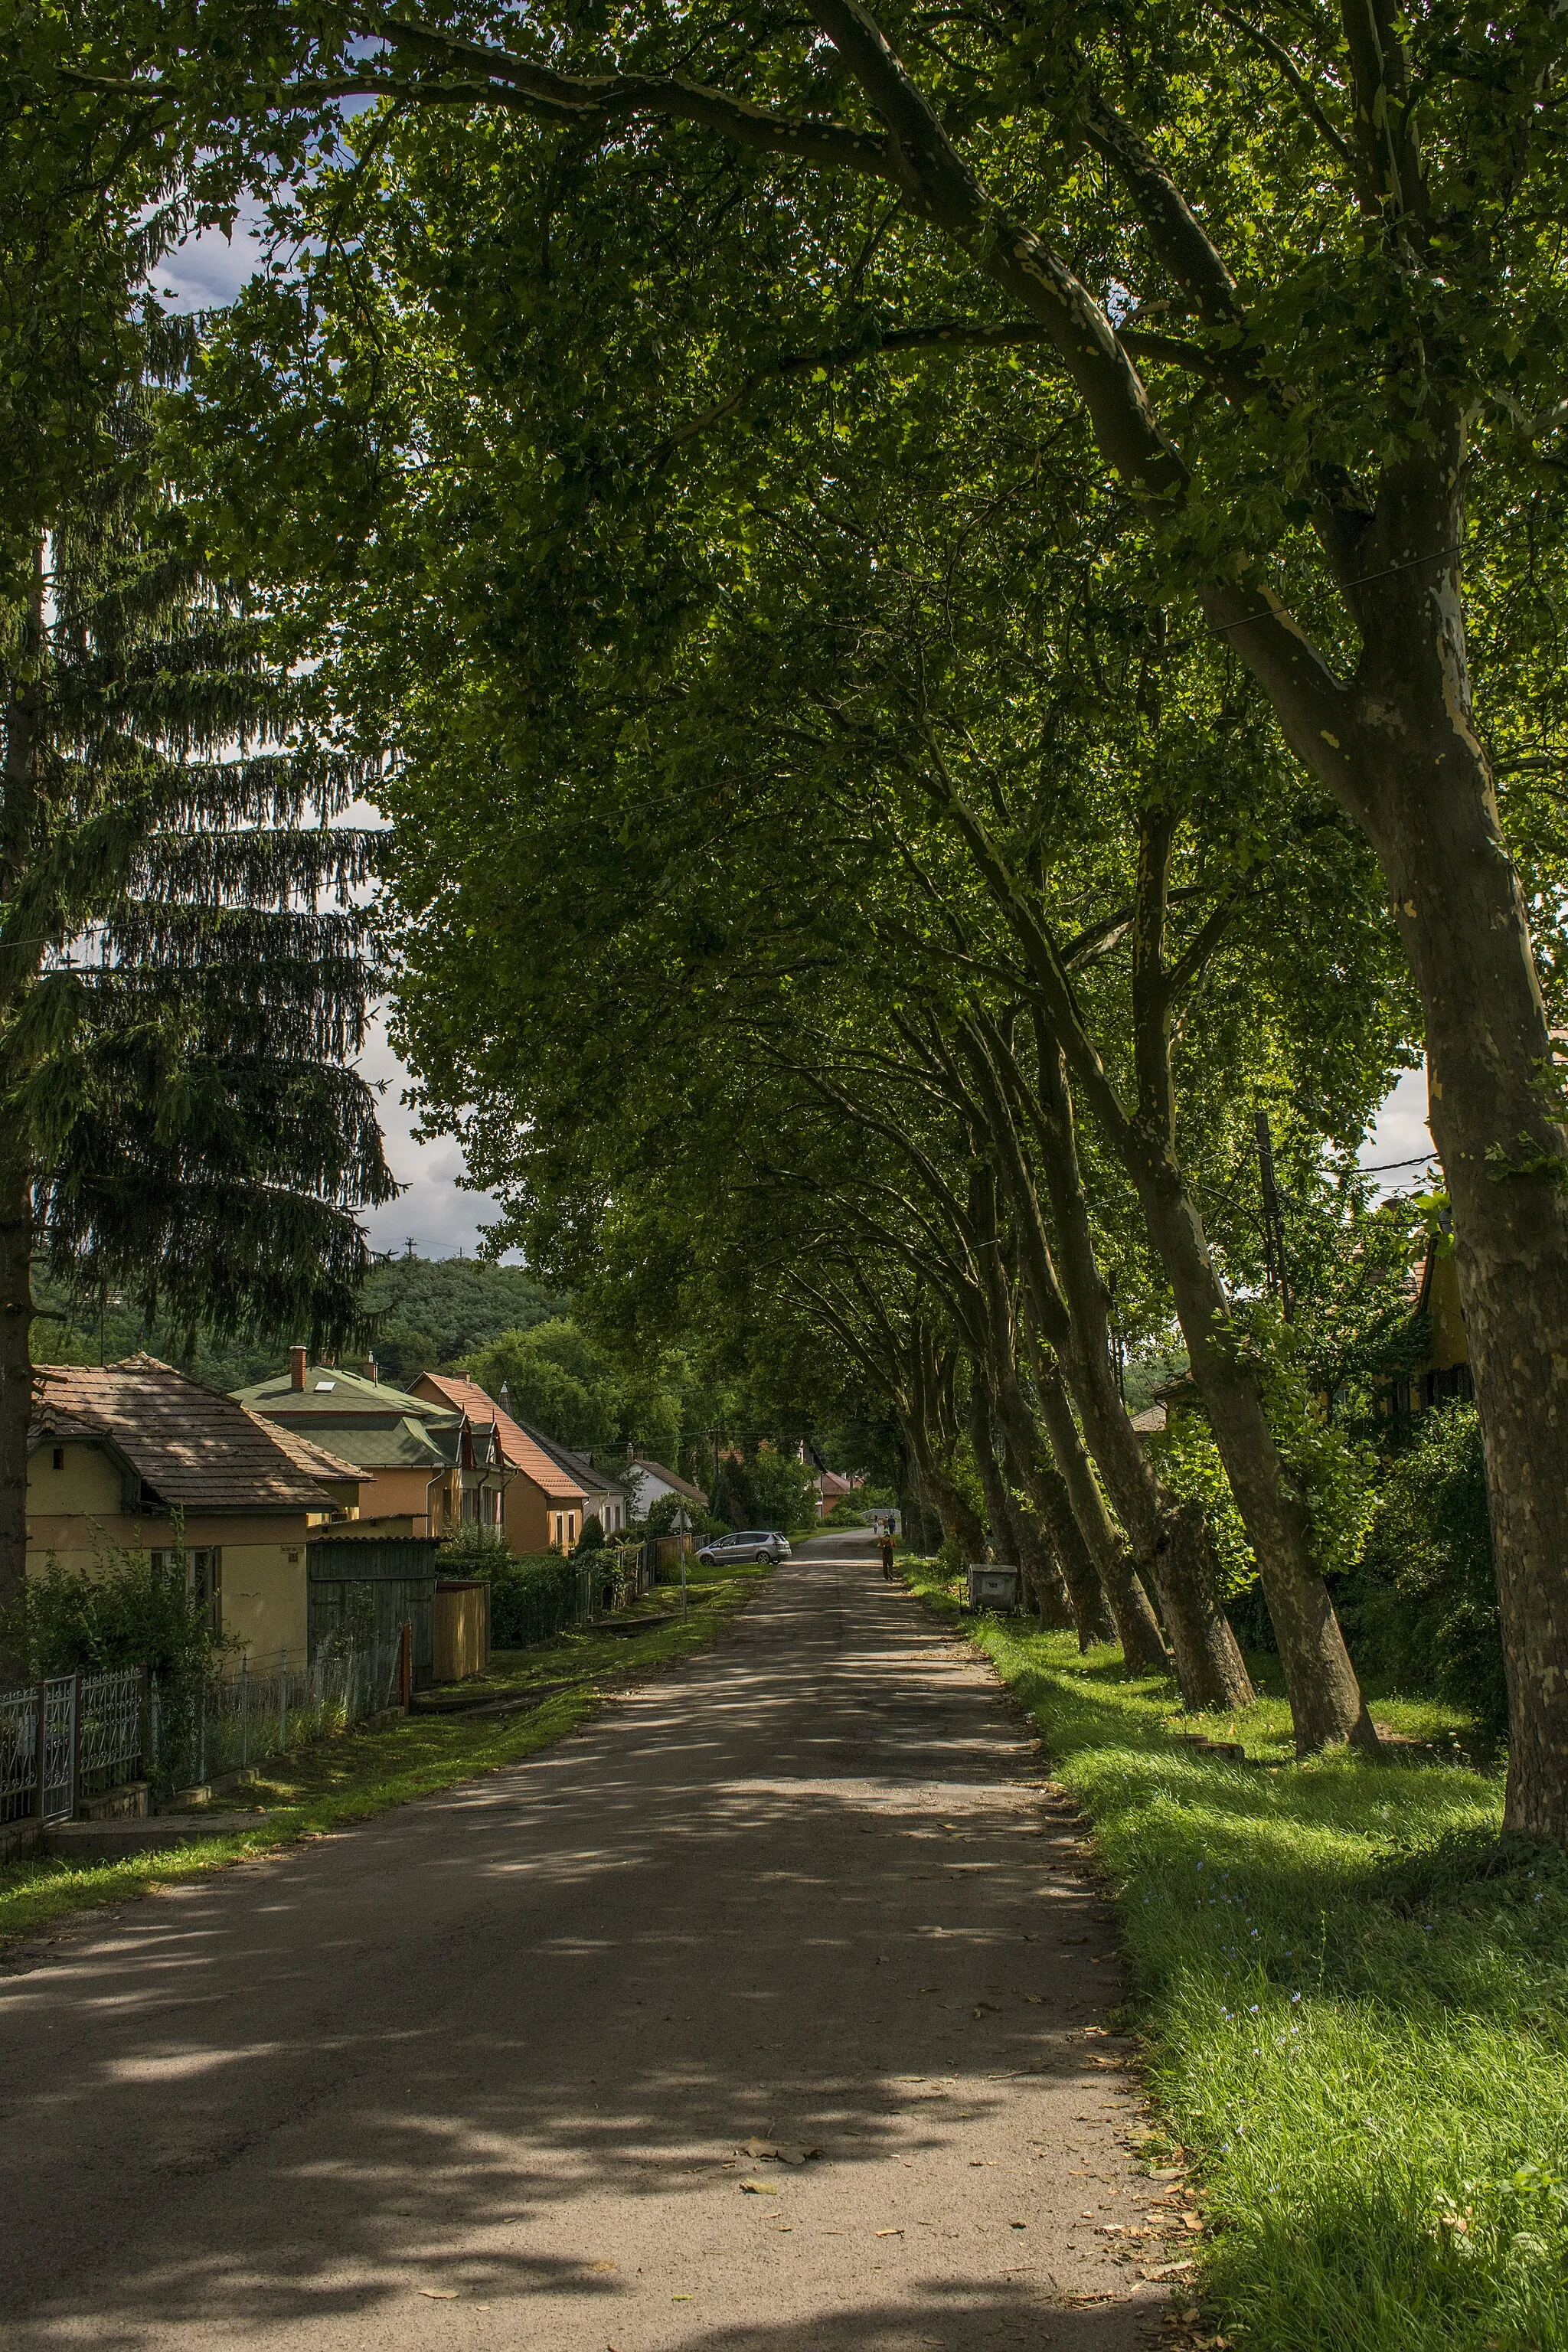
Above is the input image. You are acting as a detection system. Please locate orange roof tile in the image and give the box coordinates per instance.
[413,1373,586,1502]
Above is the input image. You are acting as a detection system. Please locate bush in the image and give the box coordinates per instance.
[1342,1400,1507,1740]
[645,1492,725,1540]
[435,1526,512,1576]
[0,1541,227,1681]
[710,1448,818,1533]
[573,1515,606,1553]
[482,1551,586,1648]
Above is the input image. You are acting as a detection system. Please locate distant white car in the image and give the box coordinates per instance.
[697,1529,792,1566]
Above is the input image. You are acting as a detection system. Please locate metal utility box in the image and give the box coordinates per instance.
[965,1563,1021,1612]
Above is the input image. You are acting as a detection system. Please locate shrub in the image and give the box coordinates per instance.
[711,1448,818,1533]
[435,1526,512,1576]
[0,1540,227,1681]
[1342,1400,1507,1740]
[482,1551,586,1647]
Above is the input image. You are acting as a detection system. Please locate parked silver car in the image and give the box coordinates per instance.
[697,1528,792,1566]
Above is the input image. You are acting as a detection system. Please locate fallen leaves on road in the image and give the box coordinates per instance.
[740,2136,821,2165]
[739,2180,779,2194]
[418,2288,459,2298]
[875,2227,904,2236]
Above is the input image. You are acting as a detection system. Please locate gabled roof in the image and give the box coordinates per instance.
[413,1373,587,1502]
[627,1458,710,1508]
[232,1361,459,1423]
[265,1423,366,1489]
[31,1359,345,1515]
[511,1417,628,1502]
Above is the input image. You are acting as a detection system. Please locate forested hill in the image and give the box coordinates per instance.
[32,1256,564,1396]
[361,1256,564,1385]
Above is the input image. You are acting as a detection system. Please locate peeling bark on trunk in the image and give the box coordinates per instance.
[958,1014,1250,1707]
[995,1410,1076,1627]
[1323,448,1568,1836]
[1027,1348,1169,1673]
[988,1363,1112,1647]
[1026,1040,1254,1712]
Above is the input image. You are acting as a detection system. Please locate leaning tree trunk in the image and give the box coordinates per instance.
[0,1159,32,1628]
[995,1411,1076,1628]
[904,1425,987,1563]
[964,1014,1252,1708]
[1027,1352,1168,1674]
[1027,1039,1254,1712]
[1134,1168,1375,1751]
[969,1381,1021,1561]
[988,1365,1112,1648]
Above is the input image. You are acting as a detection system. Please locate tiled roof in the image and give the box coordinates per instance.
[413,1374,586,1501]
[31,1359,339,1514]
[512,1419,628,1501]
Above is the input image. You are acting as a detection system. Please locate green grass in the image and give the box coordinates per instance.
[904,1563,1568,2352]
[0,1557,772,1953]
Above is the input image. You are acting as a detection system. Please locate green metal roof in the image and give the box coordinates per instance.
[232,1363,455,1420]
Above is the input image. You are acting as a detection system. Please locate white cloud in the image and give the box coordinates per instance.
[356,1013,514,1260]
[1359,1064,1437,1194]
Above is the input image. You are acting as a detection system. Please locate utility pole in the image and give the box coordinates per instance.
[1255,1110,1294,1321]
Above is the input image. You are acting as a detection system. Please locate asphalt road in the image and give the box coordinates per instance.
[1,1534,1168,2352]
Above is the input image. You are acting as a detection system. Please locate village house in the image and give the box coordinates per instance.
[1392,1230,1474,1415]
[233,1351,508,1537]
[411,1372,591,1554]
[622,1455,710,1520]
[25,1356,363,1661]
[491,1384,631,1537]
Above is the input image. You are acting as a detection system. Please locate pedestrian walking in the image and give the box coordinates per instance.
[879,1527,897,1580]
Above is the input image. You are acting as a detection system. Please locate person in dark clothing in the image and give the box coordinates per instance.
[879,1528,897,1580]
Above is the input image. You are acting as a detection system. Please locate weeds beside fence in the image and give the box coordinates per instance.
[1,1635,405,1821]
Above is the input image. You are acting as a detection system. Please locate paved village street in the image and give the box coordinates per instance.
[1,1537,1165,2352]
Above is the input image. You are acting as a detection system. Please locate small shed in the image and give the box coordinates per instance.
[307,1535,442,1687]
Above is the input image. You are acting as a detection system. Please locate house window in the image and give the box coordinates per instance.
[52,1447,64,1471]
[154,1547,222,1637]
[568,1514,577,1545]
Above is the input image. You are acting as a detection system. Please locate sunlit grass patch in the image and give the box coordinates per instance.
[906,1564,1568,2352]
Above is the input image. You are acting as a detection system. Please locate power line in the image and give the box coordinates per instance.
[1359,1152,1440,1174]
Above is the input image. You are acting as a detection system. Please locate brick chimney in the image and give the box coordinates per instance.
[289,1346,307,1390]
[361,1357,378,1383]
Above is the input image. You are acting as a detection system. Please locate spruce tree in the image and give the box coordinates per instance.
[0,345,395,1611]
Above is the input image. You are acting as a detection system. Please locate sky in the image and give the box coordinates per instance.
[158,217,1437,1259]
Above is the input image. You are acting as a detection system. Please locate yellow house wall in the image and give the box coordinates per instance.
[502,1473,585,1557]
[1426,1249,1469,1371]
[24,1449,312,1661]
[332,1462,452,1530]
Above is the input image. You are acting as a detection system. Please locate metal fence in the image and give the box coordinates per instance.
[0,1635,406,1821]
[149,1635,405,1797]
[0,1670,142,1826]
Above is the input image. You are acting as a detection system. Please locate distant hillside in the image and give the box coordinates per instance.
[361,1256,564,1385]
[31,1255,564,1397]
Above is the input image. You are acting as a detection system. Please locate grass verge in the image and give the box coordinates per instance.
[903,1560,1568,2352]
[0,1557,772,1956]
